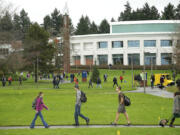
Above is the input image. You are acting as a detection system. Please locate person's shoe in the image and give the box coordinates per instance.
[125,123,131,126]
[45,126,50,128]
[30,127,34,129]
[73,124,79,126]
[111,122,117,126]
[86,118,90,125]
[169,124,175,128]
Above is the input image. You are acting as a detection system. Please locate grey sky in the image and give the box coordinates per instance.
[8,0,180,27]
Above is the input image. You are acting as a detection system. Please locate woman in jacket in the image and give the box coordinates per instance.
[169,92,180,127]
[30,92,49,129]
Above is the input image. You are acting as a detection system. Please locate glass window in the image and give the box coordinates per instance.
[98,55,108,65]
[161,40,172,47]
[128,40,140,47]
[112,54,123,65]
[112,41,123,48]
[85,55,93,60]
[98,42,108,48]
[0,48,9,55]
[144,40,156,47]
[161,53,172,65]
[144,53,156,65]
[128,54,140,65]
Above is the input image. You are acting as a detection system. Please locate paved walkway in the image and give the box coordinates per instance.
[126,87,173,98]
[0,125,180,129]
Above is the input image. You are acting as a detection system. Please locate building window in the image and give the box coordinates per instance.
[161,40,172,47]
[161,53,172,65]
[144,40,156,47]
[112,54,123,65]
[73,56,80,65]
[128,54,140,65]
[144,53,156,65]
[85,55,93,65]
[112,41,123,48]
[0,48,9,55]
[98,55,108,65]
[128,40,140,47]
[98,42,108,49]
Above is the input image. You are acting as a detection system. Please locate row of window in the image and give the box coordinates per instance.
[0,48,9,55]
[73,53,172,65]
[98,40,172,48]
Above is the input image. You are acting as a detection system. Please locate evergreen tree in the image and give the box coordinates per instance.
[90,21,98,34]
[162,3,176,20]
[150,6,160,20]
[19,9,31,34]
[23,23,55,82]
[111,17,115,22]
[99,19,110,33]
[75,15,91,35]
[50,8,63,36]
[175,3,180,19]
[91,66,100,83]
[118,2,132,21]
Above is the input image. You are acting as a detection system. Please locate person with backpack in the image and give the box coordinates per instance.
[74,85,89,126]
[111,86,131,126]
[30,92,49,129]
[113,77,118,87]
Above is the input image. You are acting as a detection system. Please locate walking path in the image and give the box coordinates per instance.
[0,125,180,130]
[126,87,173,98]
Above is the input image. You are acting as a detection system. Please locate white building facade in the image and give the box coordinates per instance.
[64,20,180,66]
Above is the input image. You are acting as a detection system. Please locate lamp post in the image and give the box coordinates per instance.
[131,55,134,88]
[143,52,146,94]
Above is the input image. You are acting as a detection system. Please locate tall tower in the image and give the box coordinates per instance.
[63,3,70,73]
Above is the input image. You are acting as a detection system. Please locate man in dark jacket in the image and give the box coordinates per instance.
[113,77,118,87]
[2,76,6,87]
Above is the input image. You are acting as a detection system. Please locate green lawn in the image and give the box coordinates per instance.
[0,69,180,135]
[0,128,180,135]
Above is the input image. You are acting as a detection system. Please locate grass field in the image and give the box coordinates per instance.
[0,128,180,135]
[0,69,180,134]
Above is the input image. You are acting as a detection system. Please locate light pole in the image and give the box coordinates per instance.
[131,55,134,88]
[143,52,146,94]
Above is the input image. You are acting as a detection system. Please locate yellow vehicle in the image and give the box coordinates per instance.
[154,73,175,86]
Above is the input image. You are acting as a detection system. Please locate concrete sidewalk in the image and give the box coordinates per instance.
[0,125,180,129]
[126,87,173,98]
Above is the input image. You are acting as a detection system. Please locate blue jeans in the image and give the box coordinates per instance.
[74,104,88,125]
[30,111,48,128]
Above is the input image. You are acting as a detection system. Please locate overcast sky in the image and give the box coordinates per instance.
[7,0,180,27]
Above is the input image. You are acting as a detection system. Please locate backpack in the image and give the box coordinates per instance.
[80,91,87,103]
[124,95,131,106]
[32,98,37,109]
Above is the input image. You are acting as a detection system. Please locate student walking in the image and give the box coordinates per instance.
[74,85,89,126]
[8,76,12,86]
[96,77,102,88]
[104,74,107,82]
[88,78,93,88]
[19,76,22,85]
[111,86,131,125]
[113,77,118,87]
[120,76,123,83]
[2,75,6,87]
[150,74,155,89]
[30,92,49,129]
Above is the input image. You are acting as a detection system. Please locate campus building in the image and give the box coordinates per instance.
[64,20,180,66]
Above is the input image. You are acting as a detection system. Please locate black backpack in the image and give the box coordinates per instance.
[32,98,37,109]
[80,91,87,103]
[124,95,131,106]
